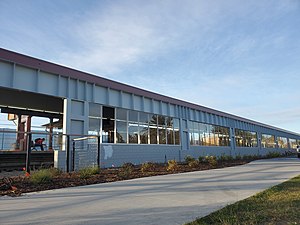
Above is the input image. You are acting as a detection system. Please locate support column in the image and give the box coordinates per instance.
[49,118,53,150]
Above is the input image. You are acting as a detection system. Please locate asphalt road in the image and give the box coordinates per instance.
[1,158,299,225]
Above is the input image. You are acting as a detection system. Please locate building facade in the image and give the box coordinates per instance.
[0,48,300,169]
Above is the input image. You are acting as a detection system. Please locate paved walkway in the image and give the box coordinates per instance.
[0,158,299,225]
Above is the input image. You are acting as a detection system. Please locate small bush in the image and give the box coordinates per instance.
[218,154,234,162]
[119,162,135,179]
[235,154,242,160]
[48,167,62,176]
[30,169,53,184]
[205,155,217,168]
[141,162,156,173]
[266,151,282,158]
[167,160,179,172]
[79,166,100,179]
[188,160,200,168]
[184,155,195,164]
[198,156,205,163]
[242,154,259,160]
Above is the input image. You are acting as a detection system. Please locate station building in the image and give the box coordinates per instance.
[0,48,299,169]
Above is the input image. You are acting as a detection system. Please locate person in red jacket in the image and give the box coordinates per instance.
[34,138,45,151]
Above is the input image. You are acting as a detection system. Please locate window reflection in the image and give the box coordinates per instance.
[235,129,257,147]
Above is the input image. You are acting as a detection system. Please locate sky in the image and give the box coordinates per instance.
[0,0,300,133]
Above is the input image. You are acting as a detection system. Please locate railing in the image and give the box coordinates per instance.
[0,129,101,173]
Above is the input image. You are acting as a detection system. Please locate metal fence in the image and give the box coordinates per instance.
[0,128,102,173]
[72,136,100,171]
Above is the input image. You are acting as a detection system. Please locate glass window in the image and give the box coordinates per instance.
[188,121,194,145]
[89,103,101,118]
[129,110,138,122]
[150,126,157,144]
[88,118,100,135]
[158,116,166,144]
[128,122,138,144]
[139,124,149,144]
[289,138,297,149]
[261,134,276,148]
[149,115,157,144]
[158,127,166,144]
[173,118,180,145]
[103,106,114,119]
[116,121,127,143]
[277,136,288,149]
[139,112,149,124]
[102,106,115,143]
[116,108,127,121]
[235,129,257,147]
[166,117,174,145]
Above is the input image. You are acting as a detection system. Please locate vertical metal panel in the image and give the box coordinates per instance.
[169,104,175,117]
[109,88,120,107]
[119,91,123,108]
[122,92,131,108]
[86,83,94,102]
[0,61,13,87]
[14,65,36,91]
[69,78,77,99]
[161,102,168,115]
[141,96,145,111]
[39,71,58,96]
[94,85,107,104]
[153,100,160,114]
[59,76,68,98]
[143,97,151,113]
[133,95,142,111]
[78,80,85,100]
[71,100,84,116]
[188,109,193,121]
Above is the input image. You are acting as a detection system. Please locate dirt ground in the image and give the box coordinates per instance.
[0,160,251,197]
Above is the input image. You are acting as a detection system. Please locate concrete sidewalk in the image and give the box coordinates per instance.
[0,158,299,225]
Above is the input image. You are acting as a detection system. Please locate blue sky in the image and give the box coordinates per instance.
[0,0,300,133]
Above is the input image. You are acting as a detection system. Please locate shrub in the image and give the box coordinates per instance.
[48,167,62,176]
[218,154,234,161]
[198,156,205,163]
[235,154,242,160]
[242,154,259,160]
[266,151,282,158]
[167,160,179,172]
[119,162,135,179]
[184,155,195,164]
[141,162,156,173]
[30,169,53,184]
[206,155,217,168]
[188,159,200,168]
[79,166,100,179]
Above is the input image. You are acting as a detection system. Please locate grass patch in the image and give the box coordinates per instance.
[187,175,300,225]
[30,168,54,184]
[79,166,100,179]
